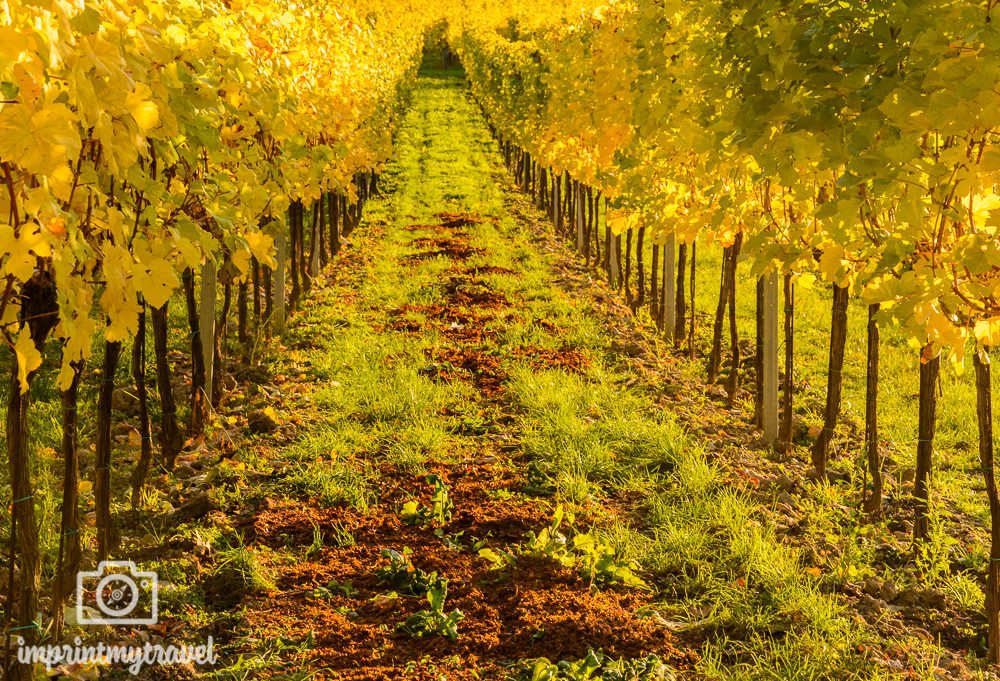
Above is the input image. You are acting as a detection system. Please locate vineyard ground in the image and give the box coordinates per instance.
[0,68,993,679]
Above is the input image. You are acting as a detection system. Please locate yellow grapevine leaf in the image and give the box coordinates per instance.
[134,257,180,310]
[971,193,1000,230]
[0,222,51,282]
[0,102,80,177]
[13,326,42,394]
[974,319,1000,348]
[606,209,639,235]
[246,230,276,266]
[126,83,160,131]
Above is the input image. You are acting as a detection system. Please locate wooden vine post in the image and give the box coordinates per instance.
[288,201,301,308]
[554,172,561,234]
[724,233,743,405]
[974,349,999,663]
[309,200,321,277]
[211,282,229,406]
[708,246,731,381]
[608,217,620,287]
[318,196,328,269]
[95,339,122,562]
[663,232,676,342]
[688,242,696,359]
[650,244,659,321]
[129,306,154,508]
[539,167,547,210]
[273,229,287,333]
[863,303,882,514]
[615,232,624,291]
[913,347,941,542]
[780,275,795,449]
[754,278,765,428]
[674,243,687,343]
[151,303,182,467]
[237,280,249,354]
[182,268,207,435]
[635,226,646,309]
[624,230,634,306]
[336,193,345,255]
[761,271,780,444]
[199,259,217,409]
[54,361,84,639]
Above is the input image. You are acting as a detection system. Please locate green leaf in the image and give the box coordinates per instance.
[70,7,102,35]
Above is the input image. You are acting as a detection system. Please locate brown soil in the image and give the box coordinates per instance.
[512,345,591,373]
[434,212,498,229]
[243,462,696,679]
[443,276,509,310]
[424,346,507,396]
[404,234,486,262]
[462,265,516,276]
[402,224,452,232]
[423,345,589,397]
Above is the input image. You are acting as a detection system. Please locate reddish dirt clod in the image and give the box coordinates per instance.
[433,212,497,228]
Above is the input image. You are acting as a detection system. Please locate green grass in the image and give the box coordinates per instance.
[279,459,372,510]
[213,538,278,595]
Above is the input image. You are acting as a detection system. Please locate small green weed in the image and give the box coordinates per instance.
[514,649,674,680]
[481,506,647,590]
[397,580,464,643]
[305,521,324,560]
[327,522,356,548]
[525,506,648,590]
[376,548,439,596]
[401,473,454,527]
[310,579,360,600]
